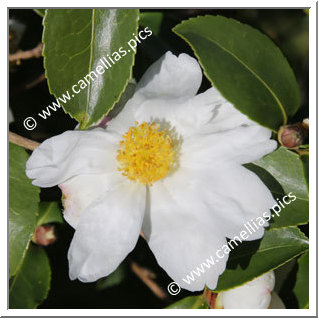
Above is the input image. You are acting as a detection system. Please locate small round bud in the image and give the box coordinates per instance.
[33,225,56,246]
[278,123,305,149]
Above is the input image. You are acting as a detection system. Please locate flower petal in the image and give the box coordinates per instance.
[162,164,275,241]
[181,125,276,168]
[60,172,125,229]
[143,182,228,291]
[107,52,203,136]
[197,87,255,133]
[136,51,202,100]
[68,182,146,282]
[26,129,119,187]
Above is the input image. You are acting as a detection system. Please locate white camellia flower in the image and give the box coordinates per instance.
[214,271,286,309]
[26,51,277,291]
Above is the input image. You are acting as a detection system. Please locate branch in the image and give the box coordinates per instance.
[9,132,40,151]
[9,43,43,62]
[131,262,168,300]
[25,73,46,90]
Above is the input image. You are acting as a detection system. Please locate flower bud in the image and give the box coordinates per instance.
[214,271,276,309]
[278,122,307,149]
[32,225,56,246]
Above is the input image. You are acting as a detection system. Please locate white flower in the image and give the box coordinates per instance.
[215,271,285,309]
[26,52,276,291]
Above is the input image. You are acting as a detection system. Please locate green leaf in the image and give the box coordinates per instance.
[293,251,309,308]
[140,12,163,35]
[214,227,308,292]
[250,147,308,228]
[36,202,63,226]
[108,80,136,119]
[96,263,127,290]
[166,295,209,309]
[273,258,297,293]
[34,9,46,18]
[43,9,139,128]
[9,244,51,309]
[300,153,309,189]
[173,15,300,131]
[9,144,40,278]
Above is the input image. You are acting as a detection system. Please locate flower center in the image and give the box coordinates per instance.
[117,122,176,185]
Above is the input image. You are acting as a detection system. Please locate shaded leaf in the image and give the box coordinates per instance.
[293,251,309,308]
[36,201,63,226]
[96,263,127,290]
[166,295,208,309]
[140,12,163,35]
[9,244,51,308]
[43,9,139,128]
[173,15,300,131]
[274,258,297,293]
[9,144,40,278]
[214,227,308,292]
[251,146,308,228]
[300,153,309,189]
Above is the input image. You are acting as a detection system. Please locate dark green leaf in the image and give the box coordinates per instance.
[9,144,40,278]
[96,263,127,290]
[300,153,309,189]
[36,202,63,226]
[251,146,308,228]
[274,258,297,293]
[173,15,300,131]
[166,295,209,309]
[43,9,139,128]
[293,251,309,308]
[9,244,51,309]
[140,12,163,35]
[214,227,308,292]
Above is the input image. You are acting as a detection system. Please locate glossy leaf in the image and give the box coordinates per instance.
[214,227,308,292]
[173,15,300,131]
[43,9,139,128]
[9,144,40,278]
[9,244,51,309]
[293,251,309,308]
[166,295,209,309]
[36,202,63,226]
[250,146,309,228]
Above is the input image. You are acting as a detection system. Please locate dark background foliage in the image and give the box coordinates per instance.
[9,8,309,308]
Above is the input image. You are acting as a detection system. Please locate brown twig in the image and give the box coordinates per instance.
[9,43,43,62]
[9,131,40,151]
[131,262,168,300]
[25,73,46,90]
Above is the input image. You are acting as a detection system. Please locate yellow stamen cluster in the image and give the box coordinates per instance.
[117,122,176,185]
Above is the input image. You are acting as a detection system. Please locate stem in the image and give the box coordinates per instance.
[9,43,43,62]
[131,262,168,300]
[9,132,40,151]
